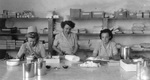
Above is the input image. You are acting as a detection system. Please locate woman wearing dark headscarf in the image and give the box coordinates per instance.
[93,29,118,60]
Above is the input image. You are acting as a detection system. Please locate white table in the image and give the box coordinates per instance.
[0,60,137,80]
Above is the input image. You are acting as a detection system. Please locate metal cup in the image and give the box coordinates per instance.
[22,62,35,78]
[36,61,46,76]
[121,46,131,59]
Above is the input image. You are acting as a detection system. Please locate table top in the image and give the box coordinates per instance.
[0,60,137,80]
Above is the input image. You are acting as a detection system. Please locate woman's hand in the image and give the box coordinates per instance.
[31,52,41,58]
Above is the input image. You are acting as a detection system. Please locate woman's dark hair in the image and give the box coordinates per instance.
[99,29,113,40]
[61,20,75,29]
[25,32,39,43]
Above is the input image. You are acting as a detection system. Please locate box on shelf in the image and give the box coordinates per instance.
[120,60,136,71]
[0,45,7,49]
[44,56,60,63]
[104,12,114,18]
[70,9,81,19]
[15,40,24,48]
[114,9,128,18]
[92,11,104,18]
[143,11,150,18]
[7,11,16,18]
[80,11,92,19]
[127,11,137,18]
[0,40,7,45]
[137,11,143,18]
[19,28,27,33]
[78,28,87,33]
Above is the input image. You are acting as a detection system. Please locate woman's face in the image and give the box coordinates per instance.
[28,38,36,46]
[63,24,72,34]
[101,33,110,44]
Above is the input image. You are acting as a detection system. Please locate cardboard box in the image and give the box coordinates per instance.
[120,60,136,71]
[143,11,150,18]
[80,12,92,19]
[114,11,127,18]
[44,56,60,67]
[127,12,137,18]
[137,12,143,18]
[70,9,81,19]
[92,11,104,18]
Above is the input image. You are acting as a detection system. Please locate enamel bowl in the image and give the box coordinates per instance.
[6,59,20,66]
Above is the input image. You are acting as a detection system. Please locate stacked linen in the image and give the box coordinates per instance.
[15,40,24,48]
[6,40,15,49]
[131,44,144,51]
[0,40,7,49]
[143,27,150,34]
[123,30,133,34]
[132,23,145,34]
[140,43,150,51]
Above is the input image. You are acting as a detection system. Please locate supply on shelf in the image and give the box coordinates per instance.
[137,11,143,18]
[70,8,150,19]
[2,10,35,18]
[143,10,150,18]
[114,9,128,18]
[70,9,81,19]
[132,23,145,34]
[127,11,137,18]
[78,28,87,33]
[92,11,104,18]
[80,11,92,19]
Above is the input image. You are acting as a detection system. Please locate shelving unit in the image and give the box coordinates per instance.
[0,17,55,55]
[72,17,150,36]
[77,33,150,36]
[0,33,48,36]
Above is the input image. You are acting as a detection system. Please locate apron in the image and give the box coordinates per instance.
[60,32,75,54]
[97,42,112,59]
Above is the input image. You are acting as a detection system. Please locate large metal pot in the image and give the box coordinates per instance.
[121,46,131,59]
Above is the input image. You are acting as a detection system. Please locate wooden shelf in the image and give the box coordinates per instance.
[0,33,48,36]
[77,33,150,36]
[0,17,49,20]
[77,33,99,36]
[71,18,103,20]
[71,17,150,20]
[114,33,150,36]
[109,18,150,20]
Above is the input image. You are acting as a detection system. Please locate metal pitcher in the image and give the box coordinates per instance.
[36,59,46,76]
[137,60,150,80]
[121,46,131,59]
[23,62,35,78]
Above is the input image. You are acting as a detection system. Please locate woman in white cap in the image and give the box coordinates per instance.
[53,20,78,56]
[16,26,46,60]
